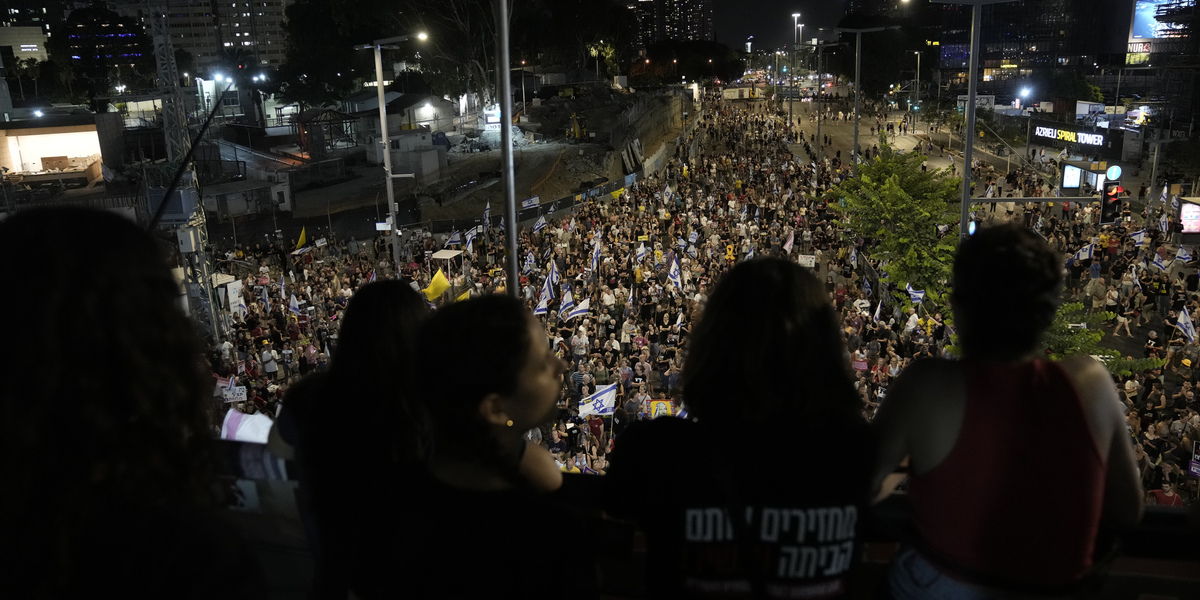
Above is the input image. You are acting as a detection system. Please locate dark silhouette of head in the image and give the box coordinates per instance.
[683,258,860,429]
[0,208,214,586]
[952,223,1063,360]
[328,279,428,460]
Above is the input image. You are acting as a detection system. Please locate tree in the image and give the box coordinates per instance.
[23,59,42,100]
[826,134,961,309]
[1043,303,1166,376]
[10,58,26,101]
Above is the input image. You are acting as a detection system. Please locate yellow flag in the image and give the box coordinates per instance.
[610,187,625,200]
[295,226,307,250]
[456,289,471,302]
[423,269,450,301]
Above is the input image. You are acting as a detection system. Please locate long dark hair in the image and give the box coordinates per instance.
[683,258,861,429]
[327,279,428,461]
[416,295,533,476]
[0,208,214,588]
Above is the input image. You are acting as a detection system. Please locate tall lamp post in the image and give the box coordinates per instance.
[911,50,921,133]
[358,31,427,272]
[790,12,801,125]
[836,26,897,163]
[1021,87,1033,161]
[934,0,1016,237]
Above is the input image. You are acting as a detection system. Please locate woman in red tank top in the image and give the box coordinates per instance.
[871,224,1144,598]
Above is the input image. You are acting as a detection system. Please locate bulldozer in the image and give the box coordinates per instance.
[565,113,588,144]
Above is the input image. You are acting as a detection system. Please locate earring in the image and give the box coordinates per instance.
[506,419,514,427]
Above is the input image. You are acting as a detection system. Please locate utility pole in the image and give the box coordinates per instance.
[836,26,897,163]
[790,13,800,127]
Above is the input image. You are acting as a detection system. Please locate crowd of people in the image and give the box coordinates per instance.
[19,87,1196,598]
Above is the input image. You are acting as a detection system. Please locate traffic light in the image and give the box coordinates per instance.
[1100,180,1123,225]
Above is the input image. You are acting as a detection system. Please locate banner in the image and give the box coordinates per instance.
[797,255,816,268]
[220,409,273,443]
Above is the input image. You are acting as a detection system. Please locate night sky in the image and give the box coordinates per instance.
[714,0,848,50]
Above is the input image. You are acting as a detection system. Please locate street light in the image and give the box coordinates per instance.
[791,12,801,125]
[357,32,428,272]
[1021,86,1034,161]
[911,50,921,132]
[836,26,899,163]
[933,0,1016,237]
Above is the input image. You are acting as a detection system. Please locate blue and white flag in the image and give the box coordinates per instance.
[547,260,560,287]
[289,294,300,314]
[1160,213,1170,233]
[1130,229,1146,246]
[689,231,698,244]
[745,246,755,261]
[559,289,575,314]
[543,245,553,261]
[261,284,270,310]
[499,216,505,231]
[280,273,286,292]
[547,204,555,214]
[533,296,549,316]
[1160,185,1169,207]
[627,284,634,307]
[1152,253,1168,271]
[686,245,698,259]
[667,257,682,290]
[755,206,761,222]
[565,298,590,321]
[677,237,688,249]
[368,270,376,283]
[464,226,477,254]
[637,243,648,262]
[445,230,462,246]
[873,299,882,323]
[1073,244,1094,262]
[484,201,491,224]
[740,204,748,221]
[1177,246,1193,262]
[567,217,575,232]
[676,310,684,327]
[579,383,619,417]
[522,251,536,274]
[539,276,554,303]
[1173,195,1181,211]
[849,246,858,267]
[533,216,547,233]
[591,241,602,274]
[906,283,926,304]
[863,279,872,297]
[985,184,996,199]
[663,185,674,203]
[521,196,540,209]
[1179,307,1196,343]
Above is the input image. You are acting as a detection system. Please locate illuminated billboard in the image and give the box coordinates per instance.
[1131,0,1191,40]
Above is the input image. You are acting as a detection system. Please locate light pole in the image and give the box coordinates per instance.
[933,0,1015,237]
[358,31,427,272]
[495,0,519,296]
[790,12,800,125]
[1021,87,1032,161]
[837,26,897,163]
[912,50,921,133]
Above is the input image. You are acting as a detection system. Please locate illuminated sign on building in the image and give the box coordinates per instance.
[1033,125,1105,146]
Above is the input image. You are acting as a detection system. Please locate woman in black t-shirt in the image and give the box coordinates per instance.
[562,259,873,598]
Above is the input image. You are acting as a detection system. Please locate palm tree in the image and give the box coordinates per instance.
[22,59,41,100]
[10,58,26,100]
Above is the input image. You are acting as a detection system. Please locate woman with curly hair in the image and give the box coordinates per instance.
[0,208,262,598]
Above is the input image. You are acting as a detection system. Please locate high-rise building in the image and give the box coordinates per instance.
[109,0,292,74]
[0,0,65,35]
[628,0,714,46]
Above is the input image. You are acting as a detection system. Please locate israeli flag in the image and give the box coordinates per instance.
[444,230,462,247]
[1073,244,1094,262]
[543,245,553,261]
[539,276,554,303]
[521,196,540,209]
[548,260,560,287]
[1059,147,1069,160]
[1160,185,1169,206]
[1179,307,1197,343]
[547,204,555,214]
[533,216,547,233]
[579,383,619,417]
[863,279,872,297]
[559,289,575,314]
[783,231,794,254]
[637,243,648,262]
[280,273,286,292]
[522,250,536,274]
[667,257,682,290]
[368,270,376,283]
[533,296,549,316]
[686,245,698,259]
[565,298,590,321]
[567,217,575,232]
[985,184,996,199]
[261,285,270,310]
[745,246,755,260]
[289,294,300,314]
[628,284,634,307]
[689,231,698,244]
[484,201,491,224]
[1173,195,1181,211]
[499,216,505,231]
[677,237,688,249]
[755,206,761,222]
[873,300,882,322]
[464,227,477,254]
[1152,253,1168,271]
[663,185,674,203]
[591,241,602,274]
[740,204,748,221]
[1160,214,1169,233]
[1177,246,1193,262]
[1130,229,1146,246]
[906,283,926,304]
[849,246,858,267]
[676,310,684,326]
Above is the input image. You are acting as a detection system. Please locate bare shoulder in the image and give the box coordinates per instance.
[1056,355,1120,406]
